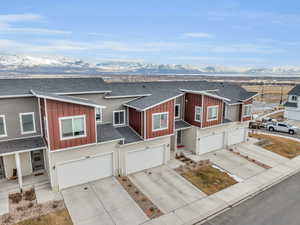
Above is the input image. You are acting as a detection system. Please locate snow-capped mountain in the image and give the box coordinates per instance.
[1,54,300,76]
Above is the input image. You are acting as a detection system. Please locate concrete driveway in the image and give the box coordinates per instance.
[237,143,289,167]
[62,177,148,225]
[191,149,266,180]
[129,165,206,213]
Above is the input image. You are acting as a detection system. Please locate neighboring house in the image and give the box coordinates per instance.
[284,85,300,120]
[0,78,256,191]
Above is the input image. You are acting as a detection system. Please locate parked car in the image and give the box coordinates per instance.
[266,122,299,135]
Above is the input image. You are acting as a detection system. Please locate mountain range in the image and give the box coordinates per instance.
[1,54,300,76]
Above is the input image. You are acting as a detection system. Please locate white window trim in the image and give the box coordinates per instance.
[175,104,181,119]
[96,107,103,123]
[59,115,87,141]
[207,105,219,122]
[113,110,126,126]
[194,106,202,122]
[19,112,36,135]
[152,112,169,132]
[243,104,252,117]
[0,115,7,138]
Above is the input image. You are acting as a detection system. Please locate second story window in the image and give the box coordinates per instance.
[152,112,168,131]
[59,115,86,140]
[194,106,202,122]
[20,112,36,135]
[0,115,7,137]
[96,108,102,123]
[207,106,218,121]
[113,110,125,126]
[175,104,180,119]
[243,104,252,117]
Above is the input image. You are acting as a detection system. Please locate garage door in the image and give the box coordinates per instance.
[126,146,165,174]
[57,153,113,190]
[198,133,224,154]
[228,128,245,146]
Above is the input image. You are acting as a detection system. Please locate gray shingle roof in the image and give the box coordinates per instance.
[116,126,143,144]
[1,78,256,110]
[288,85,300,95]
[31,90,105,108]
[109,81,256,109]
[0,78,109,97]
[175,120,191,130]
[0,137,46,155]
[97,124,124,143]
[284,102,297,108]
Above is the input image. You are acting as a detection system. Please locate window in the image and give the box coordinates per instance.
[194,106,202,122]
[278,123,287,127]
[243,104,252,117]
[113,110,125,126]
[96,108,102,123]
[175,104,181,119]
[20,112,36,134]
[152,112,168,131]
[291,95,298,102]
[59,115,86,140]
[207,106,218,121]
[0,115,7,137]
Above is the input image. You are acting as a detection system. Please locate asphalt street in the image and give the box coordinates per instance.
[199,171,300,225]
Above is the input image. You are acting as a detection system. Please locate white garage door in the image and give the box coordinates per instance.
[126,146,165,174]
[57,153,113,190]
[198,133,224,154]
[228,128,245,146]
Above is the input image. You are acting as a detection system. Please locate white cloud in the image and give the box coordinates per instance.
[183,32,213,38]
[0,13,70,35]
[0,13,41,23]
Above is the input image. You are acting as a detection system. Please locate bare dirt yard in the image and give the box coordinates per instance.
[180,165,237,195]
[15,209,72,225]
[250,133,300,159]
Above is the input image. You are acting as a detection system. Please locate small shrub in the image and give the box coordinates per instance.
[24,188,36,201]
[16,206,24,211]
[3,215,12,223]
[9,193,22,204]
[28,202,34,208]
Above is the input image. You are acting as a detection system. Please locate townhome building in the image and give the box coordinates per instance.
[0,78,256,191]
[284,85,300,120]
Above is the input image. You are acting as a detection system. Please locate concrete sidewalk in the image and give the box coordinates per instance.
[140,154,300,225]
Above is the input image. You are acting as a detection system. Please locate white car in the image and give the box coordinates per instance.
[266,122,299,135]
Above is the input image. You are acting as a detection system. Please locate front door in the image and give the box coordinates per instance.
[0,157,5,179]
[31,150,45,172]
[177,130,182,146]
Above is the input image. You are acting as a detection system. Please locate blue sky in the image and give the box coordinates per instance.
[1,0,300,67]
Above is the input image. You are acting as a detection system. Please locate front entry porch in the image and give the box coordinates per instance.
[0,136,48,192]
[0,173,49,193]
[171,121,194,158]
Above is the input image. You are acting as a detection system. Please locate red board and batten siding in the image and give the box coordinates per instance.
[184,93,202,127]
[241,98,253,122]
[46,99,96,151]
[184,93,223,128]
[145,100,175,139]
[128,107,144,137]
[202,95,223,127]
